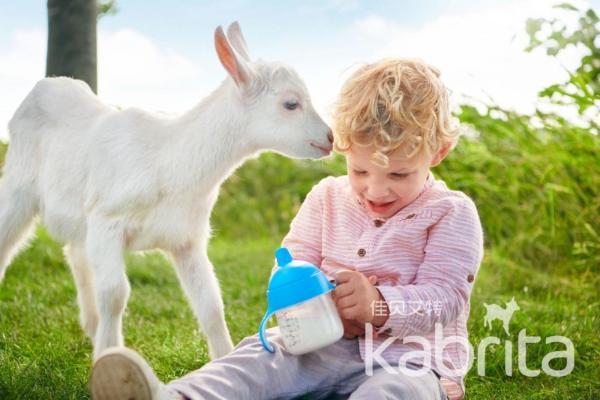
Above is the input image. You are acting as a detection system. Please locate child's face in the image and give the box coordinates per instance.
[346,145,434,219]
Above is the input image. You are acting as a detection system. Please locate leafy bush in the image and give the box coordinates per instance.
[210,154,344,239]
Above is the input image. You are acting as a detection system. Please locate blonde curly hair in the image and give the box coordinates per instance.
[333,58,459,166]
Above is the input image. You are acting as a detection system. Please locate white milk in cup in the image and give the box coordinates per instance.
[259,247,343,355]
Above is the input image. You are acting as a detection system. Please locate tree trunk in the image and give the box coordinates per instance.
[46,0,98,93]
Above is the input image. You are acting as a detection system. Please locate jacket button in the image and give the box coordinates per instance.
[467,273,475,283]
[374,219,384,227]
[357,248,366,257]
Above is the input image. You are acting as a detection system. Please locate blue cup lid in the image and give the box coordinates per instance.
[259,247,335,352]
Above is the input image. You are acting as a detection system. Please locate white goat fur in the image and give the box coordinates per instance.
[0,22,332,360]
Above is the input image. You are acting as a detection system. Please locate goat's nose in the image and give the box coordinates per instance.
[327,130,333,144]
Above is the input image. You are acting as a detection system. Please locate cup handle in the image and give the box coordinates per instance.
[259,312,275,353]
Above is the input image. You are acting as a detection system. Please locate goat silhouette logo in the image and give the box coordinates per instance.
[483,297,520,335]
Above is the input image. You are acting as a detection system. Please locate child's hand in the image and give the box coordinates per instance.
[332,278,370,338]
[333,270,388,326]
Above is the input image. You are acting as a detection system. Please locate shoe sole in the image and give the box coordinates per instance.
[91,352,153,400]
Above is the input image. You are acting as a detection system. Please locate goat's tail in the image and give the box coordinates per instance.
[0,97,41,282]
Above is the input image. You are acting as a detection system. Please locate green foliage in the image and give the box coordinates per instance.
[211,154,345,239]
[97,0,117,19]
[440,105,600,272]
[525,5,599,122]
[438,4,600,273]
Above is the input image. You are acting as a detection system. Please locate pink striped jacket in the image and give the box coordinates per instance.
[280,173,484,399]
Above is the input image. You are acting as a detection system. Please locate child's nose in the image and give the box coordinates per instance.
[367,184,390,199]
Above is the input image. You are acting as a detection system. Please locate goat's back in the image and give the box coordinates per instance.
[15,77,108,126]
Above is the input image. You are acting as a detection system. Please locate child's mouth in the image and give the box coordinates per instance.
[367,199,396,213]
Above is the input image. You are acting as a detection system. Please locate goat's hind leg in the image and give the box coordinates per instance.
[0,175,38,283]
[64,243,99,340]
[85,214,130,360]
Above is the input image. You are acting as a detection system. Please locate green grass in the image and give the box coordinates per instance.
[0,228,598,399]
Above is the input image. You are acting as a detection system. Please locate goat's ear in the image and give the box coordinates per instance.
[215,25,252,87]
[226,21,251,61]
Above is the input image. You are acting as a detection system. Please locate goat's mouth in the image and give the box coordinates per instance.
[310,141,333,155]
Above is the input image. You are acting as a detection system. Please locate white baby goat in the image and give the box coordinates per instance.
[0,22,332,360]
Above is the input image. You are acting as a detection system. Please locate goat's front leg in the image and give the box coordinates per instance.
[85,214,130,360]
[171,244,234,360]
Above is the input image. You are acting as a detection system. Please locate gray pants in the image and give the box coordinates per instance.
[167,328,447,400]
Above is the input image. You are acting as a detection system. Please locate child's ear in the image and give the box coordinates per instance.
[430,142,453,167]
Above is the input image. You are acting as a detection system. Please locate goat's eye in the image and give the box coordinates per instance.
[284,101,299,111]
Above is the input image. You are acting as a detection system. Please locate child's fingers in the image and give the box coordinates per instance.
[334,269,356,284]
[335,294,358,311]
[333,283,355,300]
[338,304,362,320]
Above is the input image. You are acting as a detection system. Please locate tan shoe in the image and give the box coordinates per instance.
[91,347,181,400]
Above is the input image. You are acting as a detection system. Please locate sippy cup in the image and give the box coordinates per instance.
[259,247,344,355]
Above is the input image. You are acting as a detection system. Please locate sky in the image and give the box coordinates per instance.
[0,0,597,140]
